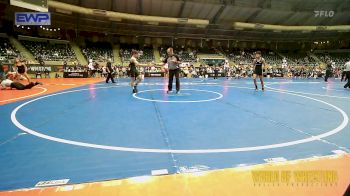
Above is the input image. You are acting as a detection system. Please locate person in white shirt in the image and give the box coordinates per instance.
[101,66,107,77]
[88,59,95,77]
[343,60,350,88]
[282,58,288,71]
[223,60,230,79]
[183,66,189,77]
[150,66,156,72]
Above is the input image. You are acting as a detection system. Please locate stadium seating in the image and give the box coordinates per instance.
[224,49,252,65]
[281,53,317,66]
[224,49,283,66]
[159,47,196,62]
[197,47,220,55]
[0,37,20,60]
[138,47,154,63]
[314,52,348,67]
[263,50,283,66]
[82,42,113,62]
[120,45,154,63]
[21,40,76,61]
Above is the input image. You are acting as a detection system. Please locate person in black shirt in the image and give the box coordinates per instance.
[1,72,42,90]
[252,51,266,91]
[0,61,4,80]
[324,60,333,82]
[14,58,31,83]
[63,59,67,71]
[213,65,219,79]
[162,47,181,94]
[105,59,115,83]
[341,66,346,82]
[129,50,148,93]
[199,64,205,78]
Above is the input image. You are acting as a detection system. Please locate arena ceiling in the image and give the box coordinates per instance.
[56,0,350,26]
[2,0,350,41]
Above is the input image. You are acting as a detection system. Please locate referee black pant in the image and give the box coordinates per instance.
[344,71,350,88]
[214,71,219,79]
[341,71,347,82]
[10,82,35,90]
[168,68,180,91]
[325,70,332,82]
[106,72,115,83]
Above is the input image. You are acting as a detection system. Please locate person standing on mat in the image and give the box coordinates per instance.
[324,60,333,82]
[223,60,229,79]
[252,51,266,91]
[14,57,31,83]
[129,50,148,94]
[162,47,181,94]
[213,65,219,79]
[105,59,115,84]
[343,60,350,88]
[341,61,348,82]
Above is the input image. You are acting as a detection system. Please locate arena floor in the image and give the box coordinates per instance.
[0,77,349,195]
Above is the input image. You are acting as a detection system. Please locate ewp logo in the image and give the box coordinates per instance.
[15,12,51,26]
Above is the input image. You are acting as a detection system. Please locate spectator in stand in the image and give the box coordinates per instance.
[0,61,4,80]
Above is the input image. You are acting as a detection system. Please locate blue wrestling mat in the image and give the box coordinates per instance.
[0,77,349,190]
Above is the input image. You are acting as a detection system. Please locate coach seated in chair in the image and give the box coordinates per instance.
[35,70,42,79]
[44,68,50,78]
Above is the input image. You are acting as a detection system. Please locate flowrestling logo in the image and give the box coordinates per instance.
[314,10,335,18]
[15,12,51,25]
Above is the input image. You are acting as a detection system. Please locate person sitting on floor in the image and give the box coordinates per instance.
[0,72,42,90]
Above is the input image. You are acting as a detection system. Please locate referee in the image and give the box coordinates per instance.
[162,47,181,94]
[324,60,333,82]
[344,60,350,88]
